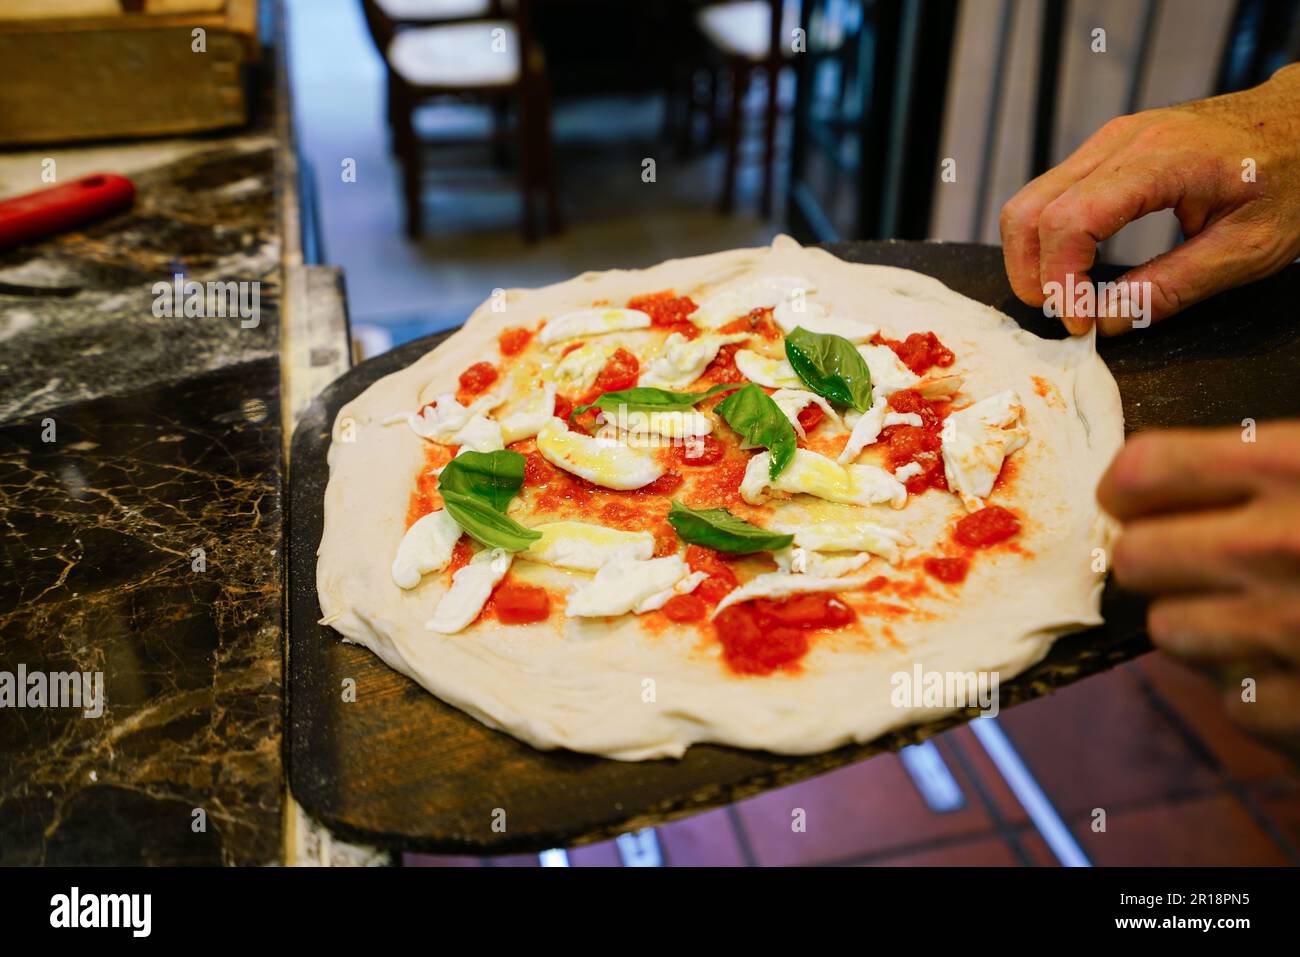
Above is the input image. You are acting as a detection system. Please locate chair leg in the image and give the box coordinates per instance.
[516,88,539,244]
[760,61,781,219]
[721,63,748,215]
[492,100,510,168]
[393,90,422,239]
[540,83,561,235]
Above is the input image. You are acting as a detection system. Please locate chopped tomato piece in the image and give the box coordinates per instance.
[923,556,970,583]
[457,361,498,400]
[552,393,574,422]
[592,347,640,394]
[627,291,698,331]
[954,506,1020,548]
[881,331,955,376]
[490,581,551,624]
[662,593,707,623]
[796,403,824,433]
[714,593,855,675]
[498,327,533,356]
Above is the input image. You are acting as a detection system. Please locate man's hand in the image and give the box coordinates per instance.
[1098,423,1300,742]
[1000,62,1300,334]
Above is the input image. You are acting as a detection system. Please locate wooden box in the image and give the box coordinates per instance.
[0,1,259,146]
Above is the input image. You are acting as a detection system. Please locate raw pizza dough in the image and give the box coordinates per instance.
[316,236,1123,760]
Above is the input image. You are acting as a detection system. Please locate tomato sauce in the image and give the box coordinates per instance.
[714,593,855,676]
[448,539,473,576]
[796,403,824,434]
[627,291,699,338]
[405,444,457,528]
[923,555,970,584]
[954,505,1021,548]
[880,389,951,494]
[662,593,707,622]
[684,545,739,605]
[695,342,744,387]
[588,347,639,397]
[877,331,955,376]
[486,580,551,624]
[718,307,781,341]
[498,327,533,356]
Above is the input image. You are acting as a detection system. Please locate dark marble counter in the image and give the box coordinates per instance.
[0,59,288,863]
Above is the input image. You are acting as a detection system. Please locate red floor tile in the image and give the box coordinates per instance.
[1081,792,1290,866]
[657,808,748,866]
[864,834,1020,866]
[402,853,483,867]
[484,853,541,867]
[567,839,623,867]
[942,726,1030,828]
[996,665,1217,818]
[1014,829,1063,867]
[734,751,993,866]
[1132,653,1298,785]
[1249,779,1300,859]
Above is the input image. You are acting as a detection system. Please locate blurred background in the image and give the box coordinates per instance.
[276,0,1300,868]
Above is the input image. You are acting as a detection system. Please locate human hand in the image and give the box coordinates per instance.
[1000,62,1300,334]
[1098,421,1300,743]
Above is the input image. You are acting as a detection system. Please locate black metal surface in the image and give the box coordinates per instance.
[288,241,1300,851]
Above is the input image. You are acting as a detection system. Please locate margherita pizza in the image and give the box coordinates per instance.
[317,236,1123,760]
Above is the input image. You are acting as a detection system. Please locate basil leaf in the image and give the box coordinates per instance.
[438,449,526,512]
[441,491,541,551]
[784,326,873,412]
[437,450,540,551]
[667,500,793,554]
[574,382,741,416]
[715,383,796,478]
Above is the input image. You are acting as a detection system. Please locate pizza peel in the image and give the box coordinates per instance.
[288,241,1300,853]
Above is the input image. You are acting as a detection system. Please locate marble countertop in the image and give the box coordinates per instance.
[0,27,311,865]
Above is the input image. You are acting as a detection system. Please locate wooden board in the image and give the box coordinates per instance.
[288,241,1300,853]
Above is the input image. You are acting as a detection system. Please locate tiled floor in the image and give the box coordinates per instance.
[287,1,1300,870]
[403,654,1300,867]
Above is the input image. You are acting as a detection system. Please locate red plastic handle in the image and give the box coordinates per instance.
[0,173,136,250]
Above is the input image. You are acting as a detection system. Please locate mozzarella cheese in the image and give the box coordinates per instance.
[523,521,654,571]
[883,411,923,428]
[770,388,843,437]
[538,308,651,345]
[741,448,908,508]
[548,341,616,393]
[856,344,920,396]
[691,275,815,329]
[941,390,1030,510]
[398,391,502,444]
[639,332,748,389]
[837,393,888,463]
[391,508,462,589]
[536,417,664,490]
[425,548,512,634]
[773,299,876,341]
[712,572,873,617]
[499,382,557,444]
[734,348,803,388]
[773,546,873,578]
[601,407,713,440]
[773,518,909,563]
[893,462,924,483]
[566,555,697,617]
[452,414,505,452]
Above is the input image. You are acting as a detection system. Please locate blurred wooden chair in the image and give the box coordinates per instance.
[694,0,798,217]
[360,0,559,241]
